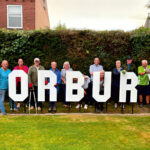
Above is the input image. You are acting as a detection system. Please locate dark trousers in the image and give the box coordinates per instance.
[79,89,89,105]
[31,86,42,108]
[62,84,70,106]
[111,85,119,103]
[89,82,94,105]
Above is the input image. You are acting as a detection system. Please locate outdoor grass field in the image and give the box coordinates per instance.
[0,114,150,150]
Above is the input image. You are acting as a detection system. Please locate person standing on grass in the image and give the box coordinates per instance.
[61,61,73,108]
[112,60,123,109]
[28,58,46,111]
[75,75,90,110]
[48,61,61,113]
[0,60,11,115]
[95,70,105,113]
[122,56,136,104]
[136,60,150,108]
[89,57,103,107]
[13,58,29,111]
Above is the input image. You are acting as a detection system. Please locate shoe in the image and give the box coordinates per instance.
[17,103,20,109]
[84,104,88,109]
[53,107,57,113]
[76,104,82,109]
[38,107,41,111]
[48,107,52,113]
[122,104,125,109]
[139,103,143,108]
[95,108,100,113]
[63,104,68,108]
[2,112,6,115]
[114,103,118,109]
[14,108,19,111]
[30,106,34,110]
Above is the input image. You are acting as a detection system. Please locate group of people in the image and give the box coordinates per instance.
[0,57,150,115]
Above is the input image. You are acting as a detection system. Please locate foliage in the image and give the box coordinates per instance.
[0,27,150,74]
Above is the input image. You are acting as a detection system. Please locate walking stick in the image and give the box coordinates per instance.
[29,89,32,114]
[32,87,38,114]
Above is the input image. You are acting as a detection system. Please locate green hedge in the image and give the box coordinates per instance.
[0,27,150,75]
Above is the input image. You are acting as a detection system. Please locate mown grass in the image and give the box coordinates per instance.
[0,115,150,150]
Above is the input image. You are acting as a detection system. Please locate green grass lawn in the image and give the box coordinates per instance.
[0,115,150,150]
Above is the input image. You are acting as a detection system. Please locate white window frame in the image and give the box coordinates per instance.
[7,5,23,29]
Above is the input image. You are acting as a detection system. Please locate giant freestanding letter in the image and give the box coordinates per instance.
[9,70,28,102]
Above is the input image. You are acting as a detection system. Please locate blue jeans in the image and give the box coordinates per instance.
[0,90,6,114]
[9,98,17,109]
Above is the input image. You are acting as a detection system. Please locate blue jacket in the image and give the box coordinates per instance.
[48,68,61,84]
[0,68,11,90]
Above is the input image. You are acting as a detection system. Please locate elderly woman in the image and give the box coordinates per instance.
[136,60,150,108]
[0,60,11,115]
[112,60,123,109]
[61,61,73,107]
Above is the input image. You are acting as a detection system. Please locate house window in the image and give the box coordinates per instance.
[7,5,23,29]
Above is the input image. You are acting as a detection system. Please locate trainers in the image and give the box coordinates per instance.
[53,107,57,113]
[76,104,82,109]
[84,104,88,109]
[122,104,125,109]
[114,103,118,109]
[38,107,41,111]
[48,107,52,113]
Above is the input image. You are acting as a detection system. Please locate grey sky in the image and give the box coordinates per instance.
[47,0,149,31]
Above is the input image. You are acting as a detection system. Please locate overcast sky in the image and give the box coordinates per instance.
[47,0,149,31]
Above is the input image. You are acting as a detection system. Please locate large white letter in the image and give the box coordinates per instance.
[38,70,57,102]
[93,72,112,102]
[9,70,28,102]
[66,71,84,102]
[119,72,138,103]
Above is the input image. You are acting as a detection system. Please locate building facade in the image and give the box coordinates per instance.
[0,0,50,30]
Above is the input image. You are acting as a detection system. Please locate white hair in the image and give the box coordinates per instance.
[63,61,70,69]
[142,60,148,64]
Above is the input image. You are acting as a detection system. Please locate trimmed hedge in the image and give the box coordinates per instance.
[0,27,150,75]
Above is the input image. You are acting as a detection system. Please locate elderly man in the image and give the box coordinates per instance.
[122,56,136,72]
[28,58,45,111]
[0,60,11,115]
[136,60,150,108]
[89,58,103,106]
[48,61,61,113]
[13,58,29,111]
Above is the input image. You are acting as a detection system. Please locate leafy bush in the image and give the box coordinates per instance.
[0,27,149,75]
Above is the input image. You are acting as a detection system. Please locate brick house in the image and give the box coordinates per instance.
[0,0,50,30]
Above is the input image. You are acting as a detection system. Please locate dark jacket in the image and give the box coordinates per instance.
[112,68,123,88]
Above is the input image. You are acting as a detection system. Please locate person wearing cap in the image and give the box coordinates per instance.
[136,60,150,108]
[13,58,29,111]
[122,57,136,73]
[48,61,61,113]
[122,57,136,104]
[0,60,11,115]
[28,58,46,111]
